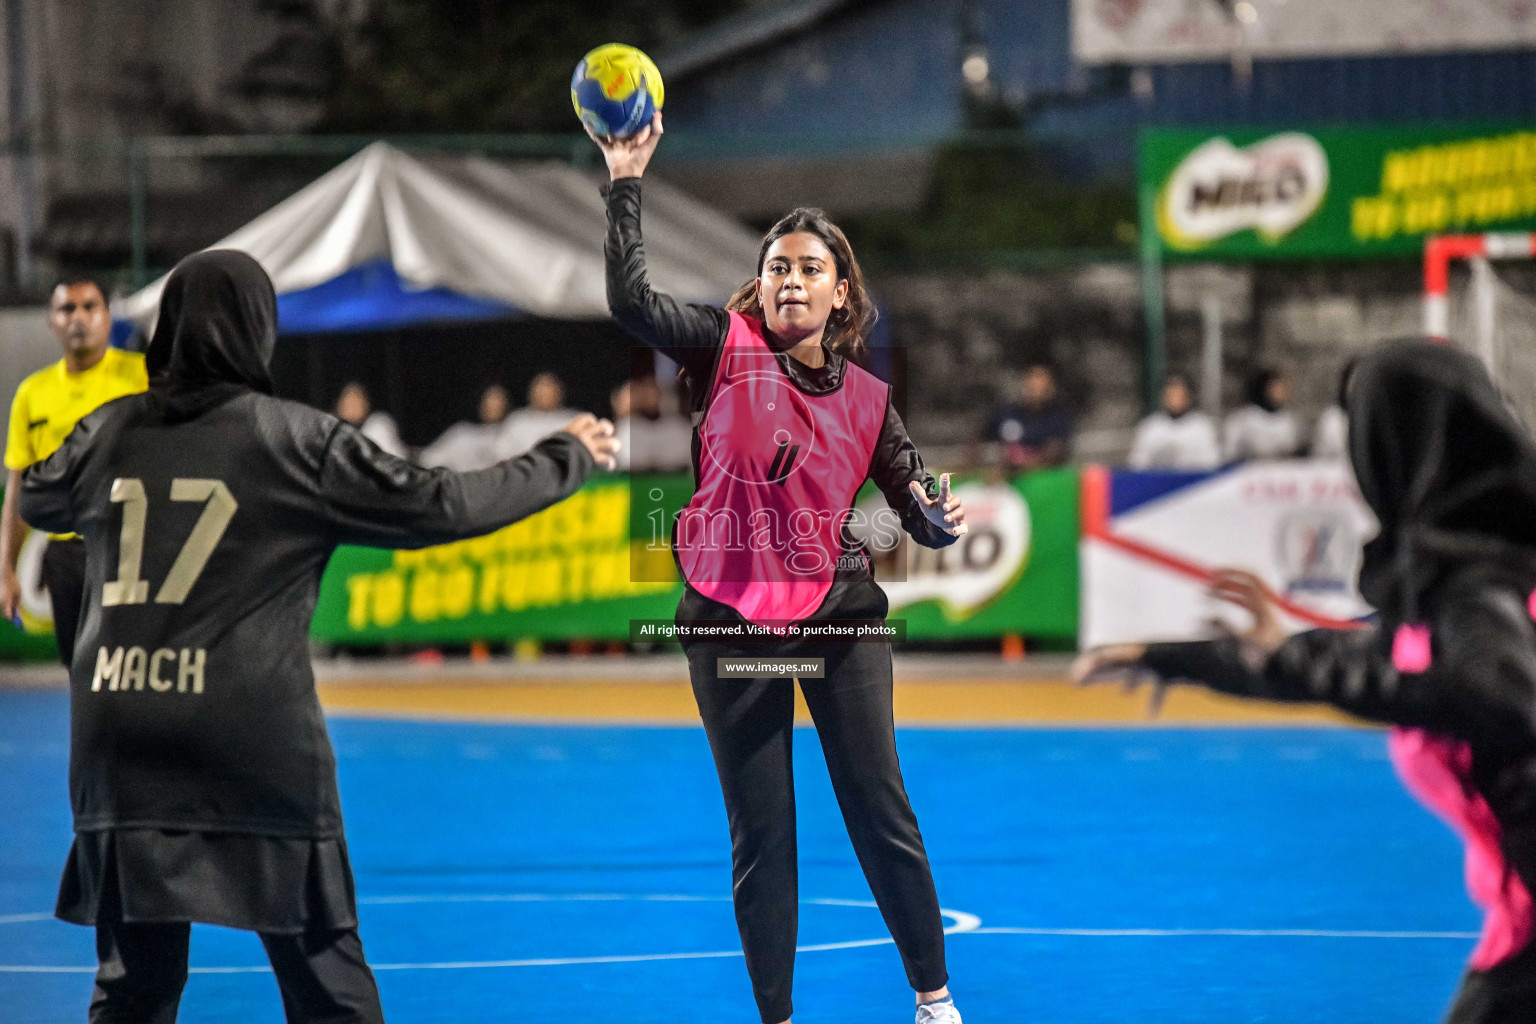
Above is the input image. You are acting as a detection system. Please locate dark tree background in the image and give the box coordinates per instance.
[137,0,1136,263]
[239,0,746,134]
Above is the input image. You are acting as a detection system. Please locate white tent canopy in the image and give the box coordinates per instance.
[117,141,761,328]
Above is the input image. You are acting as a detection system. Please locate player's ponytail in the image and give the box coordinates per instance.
[727,208,875,363]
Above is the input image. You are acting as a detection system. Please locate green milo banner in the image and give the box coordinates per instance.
[1142,124,1536,259]
[311,469,1080,645]
[868,469,1079,640]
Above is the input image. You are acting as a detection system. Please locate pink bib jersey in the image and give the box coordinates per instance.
[676,310,889,625]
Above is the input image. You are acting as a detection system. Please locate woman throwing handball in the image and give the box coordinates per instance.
[591,113,966,1024]
[1076,340,1536,1024]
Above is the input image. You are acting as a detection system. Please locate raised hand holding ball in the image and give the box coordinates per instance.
[572,43,664,141]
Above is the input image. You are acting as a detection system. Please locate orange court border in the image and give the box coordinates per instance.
[314,660,1357,728]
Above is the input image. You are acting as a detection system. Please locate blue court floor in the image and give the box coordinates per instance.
[0,688,1477,1022]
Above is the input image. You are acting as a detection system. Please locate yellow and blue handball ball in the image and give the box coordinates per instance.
[571,43,664,140]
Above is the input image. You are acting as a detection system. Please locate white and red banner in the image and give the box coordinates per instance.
[1080,461,1378,648]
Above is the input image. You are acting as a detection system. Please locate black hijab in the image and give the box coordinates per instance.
[146,250,276,422]
[1347,339,1536,622]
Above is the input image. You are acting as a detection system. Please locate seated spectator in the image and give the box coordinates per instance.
[982,363,1074,473]
[498,372,579,458]
[624,376,692,472]
[335,382,407,459]
[1222,368,1300,461]
[1311,404,1349,460]
[1127,374,1220,470]
[610,381,635,472]
[418,383,509,471]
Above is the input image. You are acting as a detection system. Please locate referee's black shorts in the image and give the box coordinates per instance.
[41,537,87,668]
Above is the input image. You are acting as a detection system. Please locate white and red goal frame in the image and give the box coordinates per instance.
[1424,232,1536,341]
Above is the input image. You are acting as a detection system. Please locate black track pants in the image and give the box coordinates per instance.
[687,639,948,1023]
[89,921,385,1024]
[40,537,85,668]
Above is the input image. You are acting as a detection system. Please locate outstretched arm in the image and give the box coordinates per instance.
[1075,570,1536,748]
[321,414,619,550]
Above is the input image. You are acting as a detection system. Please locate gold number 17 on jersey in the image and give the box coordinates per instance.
[102,478,238,607]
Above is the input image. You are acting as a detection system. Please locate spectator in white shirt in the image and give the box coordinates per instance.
[498,372,580,459]
[618,376,692,472]
[610,380,635,472]
[1223,368,1301,462]
[418,383,509,471]
[1311,404,1349,460]
[1127,374,1221,470]
[335,382,407,459]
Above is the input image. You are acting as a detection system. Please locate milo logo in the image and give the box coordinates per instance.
[1159,133,1328,249]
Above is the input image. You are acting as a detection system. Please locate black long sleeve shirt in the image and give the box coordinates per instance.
[1141,566,1536,894]
[1141,579,1536,750]
[20,392,593,837]
[603,176,954,625]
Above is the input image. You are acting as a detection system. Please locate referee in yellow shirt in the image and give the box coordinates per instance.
[1,276,147,665]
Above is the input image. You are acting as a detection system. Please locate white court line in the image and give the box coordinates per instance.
[361,893,733,905]
[366,905,982,971]
[0,896,979,975]
[374,950,743,972]
[970,927,1478,939]
[0,895,1477,975]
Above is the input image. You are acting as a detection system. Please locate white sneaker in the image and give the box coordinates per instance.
[916,997,962,1023]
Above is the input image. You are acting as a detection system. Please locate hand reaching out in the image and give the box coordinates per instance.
[908,473,968,537]
[1207,568,1287,660]
[1070,643,1149,685]
[1068,566,1288,717]
[1069,643,1172,715]
[587,112,664,181]
[562,414,621,471]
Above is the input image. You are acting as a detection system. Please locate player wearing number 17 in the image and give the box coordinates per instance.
[16,251,619,1023]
